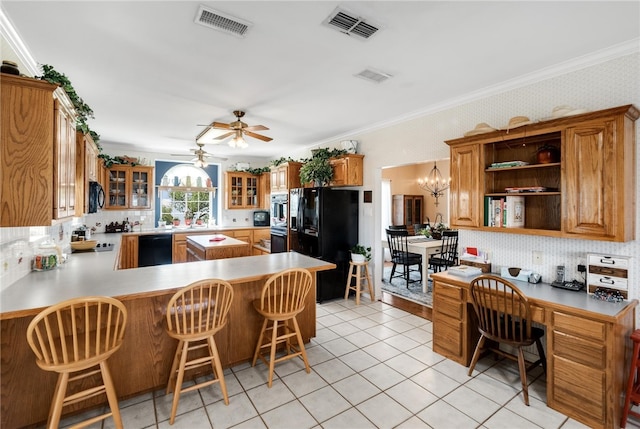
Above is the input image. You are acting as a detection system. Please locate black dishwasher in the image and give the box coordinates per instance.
[138,234,173,267]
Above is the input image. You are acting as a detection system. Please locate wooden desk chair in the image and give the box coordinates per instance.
[252,268,312,387]
[165,279,234,424]
[26,296,127,429]
[385,228,422,287]
[428,230,459,272]
[468,275,546,406]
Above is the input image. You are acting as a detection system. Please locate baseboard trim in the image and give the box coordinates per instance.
[380,291,432,320]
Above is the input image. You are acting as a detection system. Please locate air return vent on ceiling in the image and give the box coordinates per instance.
[355,68,392,84]
[323,7,380,40]
[194,5,252,37]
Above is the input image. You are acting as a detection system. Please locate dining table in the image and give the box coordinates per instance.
[381,236,443,293]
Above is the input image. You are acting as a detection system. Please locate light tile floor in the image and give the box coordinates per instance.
[56,298,640,429]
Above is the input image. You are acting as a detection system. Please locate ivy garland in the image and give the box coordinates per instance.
[37,64,101,148]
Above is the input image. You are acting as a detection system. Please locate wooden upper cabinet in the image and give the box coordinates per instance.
[104,165,153,210]
[446,104,638,241]
[564,112,637,241]
[329,154,364,187]
[270,161,302,192]
[1,74,81,226]
[259,171,270,209]
[52,88,77,220]
[225,171,260,209]
[449,143,481,228]
[75,131,99,214]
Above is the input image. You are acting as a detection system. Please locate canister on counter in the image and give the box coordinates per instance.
[33,244,58,271]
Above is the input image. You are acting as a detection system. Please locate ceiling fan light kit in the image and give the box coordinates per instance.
[196,110,271,148]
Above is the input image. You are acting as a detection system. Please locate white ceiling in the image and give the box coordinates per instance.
[2,1,639,160]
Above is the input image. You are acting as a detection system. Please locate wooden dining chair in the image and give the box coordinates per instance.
[26,296,128,429]
[468,275,546,406]
[428,229,459,272]
[165,279,234,424]
[385,228,422,287]
[252,268,313,387]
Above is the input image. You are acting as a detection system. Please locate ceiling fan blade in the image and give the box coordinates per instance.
[214,131,234,140]
[211,122,231,129]
[244,124,269,132]
[244,130,272,142]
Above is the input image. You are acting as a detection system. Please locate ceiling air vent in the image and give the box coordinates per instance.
[355,68,392,84]
[194,5,252,38]
[323,7,380,40]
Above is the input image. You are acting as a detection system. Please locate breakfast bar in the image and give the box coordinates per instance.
[0,249,335,428]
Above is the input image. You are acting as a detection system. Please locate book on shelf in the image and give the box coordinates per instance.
[488,161,529,169]
[505,186,548,193]
[483,195,525,228]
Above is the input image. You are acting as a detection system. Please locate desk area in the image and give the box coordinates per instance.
[430,271,637,429]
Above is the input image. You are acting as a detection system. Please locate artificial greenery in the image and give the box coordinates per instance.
[244,166,271,175]
[299,148,349,186]
[98,154,139,168]
[37,64,101,147]
[299,156,333,186]
[350,244,372,261]
[270,157,296,167]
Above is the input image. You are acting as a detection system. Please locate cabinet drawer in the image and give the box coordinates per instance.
[552,331,606,368]
[434,295,463,320]
[434,282,463,300]
[551,355,605,425]
[553,312,605,342]
[588,254,629,269]
[587,273,627,290]
[433,314,463,358]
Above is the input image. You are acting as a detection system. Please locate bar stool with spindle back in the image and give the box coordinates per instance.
[165,279,234,425]
[252,268,313,387]
[26,296,128,429]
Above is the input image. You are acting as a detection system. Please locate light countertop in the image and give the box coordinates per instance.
[430,271,636,319]
[187,234,249,248]
[0,232,334,319]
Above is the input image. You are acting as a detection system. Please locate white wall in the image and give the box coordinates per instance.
[318,52,640,309]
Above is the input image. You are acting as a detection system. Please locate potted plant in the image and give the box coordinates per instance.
[184,210,193,226]
[172,217,180,227]
[299,156,333,186]
[350,244,371,263]
[417,227,432,238]
[431,222,448,240]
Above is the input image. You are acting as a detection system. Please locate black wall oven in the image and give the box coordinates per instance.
[270,193,288,253]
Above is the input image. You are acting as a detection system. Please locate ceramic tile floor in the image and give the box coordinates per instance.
[56,298,640,429]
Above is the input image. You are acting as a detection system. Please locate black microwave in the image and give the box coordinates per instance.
[88,181,105,213]
[253,210,269,227]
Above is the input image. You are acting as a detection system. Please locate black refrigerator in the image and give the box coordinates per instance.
[289,187,358,302]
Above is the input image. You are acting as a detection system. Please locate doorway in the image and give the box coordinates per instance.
[380,159,450,310]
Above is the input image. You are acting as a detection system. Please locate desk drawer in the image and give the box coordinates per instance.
[434,282,463,300]
[434,296,463,320]
[552,331,606,368]
[553,312,605,342]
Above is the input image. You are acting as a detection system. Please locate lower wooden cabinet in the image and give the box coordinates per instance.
[118,235,139,269]
[432,280,477,366]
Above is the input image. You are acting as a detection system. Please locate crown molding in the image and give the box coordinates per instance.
[319,38,640,146]
[0,7,38,76]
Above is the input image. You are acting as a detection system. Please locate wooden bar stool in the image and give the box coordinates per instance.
[26,296,127,429]
[621,329,640,427]
[344,260,374,305]
[252,268,312,387]
[165,279,234,425]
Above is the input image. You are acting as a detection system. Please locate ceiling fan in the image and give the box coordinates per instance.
[171,142,227,167]
[196,110,272,148]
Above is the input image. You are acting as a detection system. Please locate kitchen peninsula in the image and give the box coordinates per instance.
[0,240,335,428]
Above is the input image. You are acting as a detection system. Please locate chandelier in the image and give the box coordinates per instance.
[418,161,450,206]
